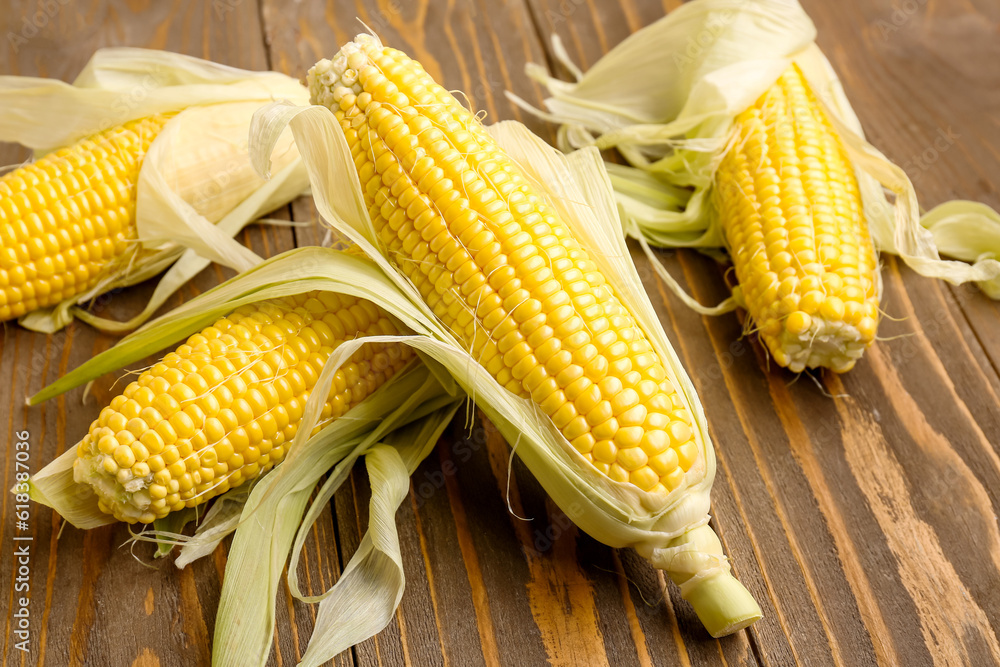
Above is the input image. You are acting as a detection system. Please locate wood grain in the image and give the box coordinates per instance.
[2,0,1000,665]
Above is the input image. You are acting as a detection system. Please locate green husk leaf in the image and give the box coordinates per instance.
[1,48,311,333]
[516,0,1000,305]
[151,507,199,558]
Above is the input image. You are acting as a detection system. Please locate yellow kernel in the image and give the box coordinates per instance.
[148,455,165,473]
[610,388,639,414]
[616,447,648,472]
[675,441,699,470]
[97,435,118,455]
[140,430,164,455]
[641,430,669,455]
[858,316,877,341]
[785,310,812,336]
[662,467,686,491]
[570,434,595,455]
[613,426,644,449]
[819,296,845,321]
[113,445,136,468]
[585,401,613,427]
[617,404,647,427]
[668,421,693,446]
[229,428,250,453]
[592,440,617,464]
[169,412,196,439]
[607,463,630,484]
[644,412,670,431]
[799,290,825,315]
[629,468,659,492]
[597,376,623,399]
[107,412,128,432]
[844,301,864,325]
[649,448,679,476]
[592,418,619,441]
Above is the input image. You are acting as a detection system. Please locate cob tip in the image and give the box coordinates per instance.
[307,34,383,109]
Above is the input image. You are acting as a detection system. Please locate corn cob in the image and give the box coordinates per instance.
[0,114,172,321]
[714,65,879,373]
[308,37,701,495]
[74,290,413,523]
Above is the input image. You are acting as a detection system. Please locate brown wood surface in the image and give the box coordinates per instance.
[1,0,999,665]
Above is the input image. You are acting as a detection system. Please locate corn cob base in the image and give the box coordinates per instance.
[74,290,412,523]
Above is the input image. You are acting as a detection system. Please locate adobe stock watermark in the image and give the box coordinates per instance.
[540,0,587,27]
[11,430,33,654]
[213,0,244,20]
[673,0,750,69]
[6,0,73,53]
[531,502,584,554]
[411,419,499,506]
[899,127,960,186]
[874,0,929,40]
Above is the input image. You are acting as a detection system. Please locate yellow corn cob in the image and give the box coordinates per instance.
[74,290,413,523]
[0,114,171,321]
[715,65,879,373]
[308,37,701,495]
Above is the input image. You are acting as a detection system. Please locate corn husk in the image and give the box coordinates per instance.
[26,246,466,665]
[250,96,761,640]
[0,48,311,333]
[512,0,1000,307]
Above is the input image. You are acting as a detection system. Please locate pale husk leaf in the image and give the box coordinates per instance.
[26,247,467,664]
[295,403,458,667]
[171,485,253,566]
[211,359,459,667]
[0,48,311,332]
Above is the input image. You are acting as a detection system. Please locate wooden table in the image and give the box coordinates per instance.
[2,0,999,665]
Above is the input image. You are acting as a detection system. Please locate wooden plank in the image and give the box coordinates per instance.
[4,0,1000,665]
[0,2,343,666]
